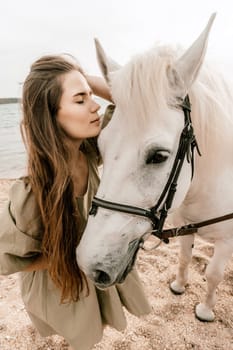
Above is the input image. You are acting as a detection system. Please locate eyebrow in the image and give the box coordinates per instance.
[73,90,93,98]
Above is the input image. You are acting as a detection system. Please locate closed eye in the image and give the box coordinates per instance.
[145,149,169,164]
[73,90,93,104]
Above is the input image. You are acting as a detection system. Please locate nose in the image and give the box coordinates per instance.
[93,269,112,286]
[91,100,101,113]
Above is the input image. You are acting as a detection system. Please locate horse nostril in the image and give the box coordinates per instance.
[93,269,111,285]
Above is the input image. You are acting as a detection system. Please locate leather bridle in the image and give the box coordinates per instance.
[89,96,233,243]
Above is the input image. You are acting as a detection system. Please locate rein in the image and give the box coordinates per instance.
[151,211,233,240]
[89,96,233,244]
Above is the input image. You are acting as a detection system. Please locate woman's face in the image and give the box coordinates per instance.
[57,70,101,141]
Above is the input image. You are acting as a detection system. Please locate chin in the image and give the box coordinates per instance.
[89,127,101,138]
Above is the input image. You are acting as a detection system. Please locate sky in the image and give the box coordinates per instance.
[1,0,233,97]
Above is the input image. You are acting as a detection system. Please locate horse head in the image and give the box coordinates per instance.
[76,14,216,288]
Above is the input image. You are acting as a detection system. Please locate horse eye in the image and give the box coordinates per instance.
[146,150,169,164]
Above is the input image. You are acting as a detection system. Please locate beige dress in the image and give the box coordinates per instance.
[0,105,151,350]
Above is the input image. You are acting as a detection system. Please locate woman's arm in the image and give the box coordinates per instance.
[23,254,48,272]
[86,75,113,102]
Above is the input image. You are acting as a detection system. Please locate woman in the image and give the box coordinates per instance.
[0,55,151,350]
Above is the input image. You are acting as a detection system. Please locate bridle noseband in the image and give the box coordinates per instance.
[90,95,200,243]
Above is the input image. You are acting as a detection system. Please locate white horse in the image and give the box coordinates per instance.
[77,14,233,322]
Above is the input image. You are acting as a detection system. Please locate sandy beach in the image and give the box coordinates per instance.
[0,179,232,349]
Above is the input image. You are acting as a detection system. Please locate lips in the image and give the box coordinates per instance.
[90,117,100,124]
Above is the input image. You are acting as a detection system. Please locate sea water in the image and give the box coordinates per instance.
[0,98,108,179]
[0,103,26,178]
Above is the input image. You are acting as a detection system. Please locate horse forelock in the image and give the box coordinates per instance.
[110,46,179,129]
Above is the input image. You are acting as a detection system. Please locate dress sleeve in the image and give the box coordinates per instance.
[101,104,115,130]
[0,179,43,275]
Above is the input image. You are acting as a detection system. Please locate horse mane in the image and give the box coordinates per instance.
[111,45,233,153]
[189,65,233,153]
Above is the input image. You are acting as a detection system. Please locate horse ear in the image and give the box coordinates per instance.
[174,13,216,95]
[94,38,121,83]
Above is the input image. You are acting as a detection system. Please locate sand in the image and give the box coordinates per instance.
[0,179,232,350]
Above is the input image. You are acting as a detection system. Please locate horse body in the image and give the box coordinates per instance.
[76,14,233,321]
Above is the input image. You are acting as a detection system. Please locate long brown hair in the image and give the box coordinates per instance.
[21,55,88,303]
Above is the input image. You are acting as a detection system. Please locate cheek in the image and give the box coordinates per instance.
[134,164,171,206]
[58,111,88,134]
[67,114,87,128]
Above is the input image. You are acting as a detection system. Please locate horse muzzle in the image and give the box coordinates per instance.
[83,238,142,289]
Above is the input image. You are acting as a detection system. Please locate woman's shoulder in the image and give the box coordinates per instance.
[9,177,35,210]
[8,177,42,236]
[9,176,32,196]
